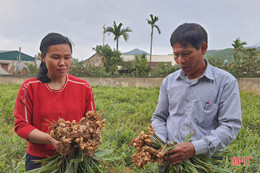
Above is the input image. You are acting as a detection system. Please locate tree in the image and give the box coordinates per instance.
[105,21,132,51]
[93,44,122,73]
[235,48,260,76]
[133,54,149,77]
[147,14,161,67]
[68,58,87,77]
[27,64,39,76]
[232,38,247,63]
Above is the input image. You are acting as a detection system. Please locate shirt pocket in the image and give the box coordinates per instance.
[192,102,218,129]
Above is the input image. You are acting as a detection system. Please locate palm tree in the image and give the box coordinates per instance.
[105,21,132,51]
[232,38,247,62]
[147,14,161,67]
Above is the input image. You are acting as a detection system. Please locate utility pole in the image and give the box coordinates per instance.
[19,47,21,62]
[102,24,105,47]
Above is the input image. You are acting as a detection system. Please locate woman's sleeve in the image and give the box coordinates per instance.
[14,84,36,140]
[85,85,96,114]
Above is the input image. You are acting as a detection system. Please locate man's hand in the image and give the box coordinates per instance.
[163,142,195,165]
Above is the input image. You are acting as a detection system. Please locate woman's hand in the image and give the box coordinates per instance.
[48,136,59,149]
[163,142,195,165]
[49,137,73,156]
[27,129,73,155]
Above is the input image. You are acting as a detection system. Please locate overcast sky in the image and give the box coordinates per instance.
[0,0,259,60]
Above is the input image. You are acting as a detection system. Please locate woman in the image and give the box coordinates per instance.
[14,33,96,171]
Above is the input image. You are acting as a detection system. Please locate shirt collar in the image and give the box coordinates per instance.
[202,60,214,81]
[175,59,215,81]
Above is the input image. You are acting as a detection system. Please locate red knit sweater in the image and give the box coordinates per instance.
[14,74,96,157]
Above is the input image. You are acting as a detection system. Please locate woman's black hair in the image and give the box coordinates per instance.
[37,33,72,83]
[170,23,208,50]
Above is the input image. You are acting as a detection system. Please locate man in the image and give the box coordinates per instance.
[151,23,242,172]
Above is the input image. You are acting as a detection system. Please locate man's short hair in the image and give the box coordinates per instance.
[170,23,208,50]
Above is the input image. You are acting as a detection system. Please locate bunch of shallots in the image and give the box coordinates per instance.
[130,124,166,169]
[131,124,226,173]
[26,111,109,173]
[50,111,105,156]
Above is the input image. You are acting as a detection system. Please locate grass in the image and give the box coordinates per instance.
[0,84,259,172]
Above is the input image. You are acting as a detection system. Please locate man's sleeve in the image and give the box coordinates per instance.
[151,79,169,143]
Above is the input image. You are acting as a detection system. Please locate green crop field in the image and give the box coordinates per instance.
[0,84,259,172]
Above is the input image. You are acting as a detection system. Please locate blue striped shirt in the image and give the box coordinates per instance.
[151,62,242,156]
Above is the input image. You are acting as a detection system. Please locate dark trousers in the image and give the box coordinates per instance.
[25,153,45,171]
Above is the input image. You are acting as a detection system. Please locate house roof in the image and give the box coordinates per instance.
[0,50,35,61]
[0,50,11,53]
[15,61,29,70]
[0,66,10,75]
[85,53,98,62]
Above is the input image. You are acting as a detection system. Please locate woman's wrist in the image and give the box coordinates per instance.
[47,134,54,144]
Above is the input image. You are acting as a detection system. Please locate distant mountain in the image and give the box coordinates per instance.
[205,46,260,62]
[122,48,149,55]
[205,48,234,60]
[122,46,259,60]
[248,42,260,48]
